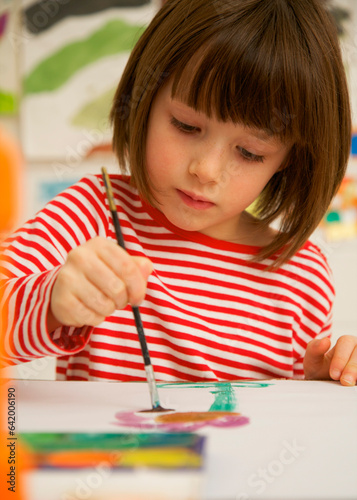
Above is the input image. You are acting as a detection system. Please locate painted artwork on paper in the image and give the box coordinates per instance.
[114,410,249,432]
[114,381,271,431]
[21,0,158,160]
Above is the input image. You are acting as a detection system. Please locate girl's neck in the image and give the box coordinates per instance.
[208,210,277,247]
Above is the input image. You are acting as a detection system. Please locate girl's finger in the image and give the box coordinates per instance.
[92,240,152,306]
[72,279,119,317]
[340,345,357,387]
[329,336,357,382]
[70,253,129,309]
[52,291,107,327]
[72,298,107,327]
[303,337,331,379]
[65,240,133,307]
[53,267,119,322]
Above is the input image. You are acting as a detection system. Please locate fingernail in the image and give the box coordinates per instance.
[331,369,341,379]
[341,375,355,386]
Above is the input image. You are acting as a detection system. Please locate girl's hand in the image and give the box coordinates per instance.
[47,237,153,332]
[303,336,357,386]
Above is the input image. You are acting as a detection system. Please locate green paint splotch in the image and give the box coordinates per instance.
[71,87,115,130]
[208,383,237,412]
[24,19,145,94]
[158,381,272,413]
[0,89,18,114]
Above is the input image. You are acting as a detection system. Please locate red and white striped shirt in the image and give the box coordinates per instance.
[0,174,334,381]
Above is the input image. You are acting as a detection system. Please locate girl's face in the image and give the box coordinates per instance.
[146,82,291,244]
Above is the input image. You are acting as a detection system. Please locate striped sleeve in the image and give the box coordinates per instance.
[0,175,108,366]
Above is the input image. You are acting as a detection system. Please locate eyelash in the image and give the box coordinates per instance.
[238,147,265,164]
[170,117,265,163]
[170,117,198,133]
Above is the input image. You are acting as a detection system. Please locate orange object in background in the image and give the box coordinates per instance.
[0,125,22,235]
[0,124,24,499]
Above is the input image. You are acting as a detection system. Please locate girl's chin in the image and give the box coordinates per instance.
[164,210,207,232]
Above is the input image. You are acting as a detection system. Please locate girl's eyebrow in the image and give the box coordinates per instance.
[247,129,279,146]
[248,128,273,141]
[169,98,199,116]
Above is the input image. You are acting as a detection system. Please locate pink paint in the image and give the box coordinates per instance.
[113,411,250,432]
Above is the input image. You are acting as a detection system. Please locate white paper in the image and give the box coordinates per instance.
[13,379,357,500]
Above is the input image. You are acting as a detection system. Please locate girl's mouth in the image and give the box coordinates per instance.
[177,190,215,210]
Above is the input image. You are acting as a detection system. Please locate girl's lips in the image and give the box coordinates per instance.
[177,190,215,210]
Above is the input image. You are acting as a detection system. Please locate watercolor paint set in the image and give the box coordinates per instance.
[19,432,206,470]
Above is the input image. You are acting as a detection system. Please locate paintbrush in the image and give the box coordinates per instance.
[101,167,170,413]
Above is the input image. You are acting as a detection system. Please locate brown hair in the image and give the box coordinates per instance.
[110,0,351,267]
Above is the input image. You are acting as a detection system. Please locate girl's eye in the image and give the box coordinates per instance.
[238,147,265,163]
[170,117,199,133]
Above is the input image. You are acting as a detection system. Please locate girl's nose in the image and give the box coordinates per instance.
[188,143,226,184]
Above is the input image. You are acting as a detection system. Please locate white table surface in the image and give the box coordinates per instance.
[9,378,357,500]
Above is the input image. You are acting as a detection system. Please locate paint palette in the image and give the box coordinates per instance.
[19,432,206,470]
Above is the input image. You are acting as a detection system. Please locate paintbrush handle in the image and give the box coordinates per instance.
[101,167,161,409]
[110,209,126,249]
[132,306,151,366]
[101,169,126,248]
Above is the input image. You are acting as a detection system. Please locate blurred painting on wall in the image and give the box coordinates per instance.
[0,0,19,115]
[20,0,158,161]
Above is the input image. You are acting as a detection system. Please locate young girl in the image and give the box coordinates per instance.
[1,0,357,385]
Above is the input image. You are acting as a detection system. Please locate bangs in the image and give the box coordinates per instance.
[171,22,307,145]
